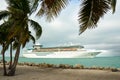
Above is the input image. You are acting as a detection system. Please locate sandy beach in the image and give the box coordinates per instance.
[0,64,120,80]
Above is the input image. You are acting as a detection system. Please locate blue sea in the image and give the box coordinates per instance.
[1,56,120,68]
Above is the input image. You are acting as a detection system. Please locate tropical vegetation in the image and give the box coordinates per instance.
[33,0,117,34]
[0,0,42,76]
[0,0,117,76]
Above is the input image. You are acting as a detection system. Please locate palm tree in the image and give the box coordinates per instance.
[0,31,7,76]
[0,0,42,76]
[0,22,9,75]
[6,0,42,76]
[32,0,117,34]
[0,21,11,76]
[0,20,17,71]
[7,31,36,76]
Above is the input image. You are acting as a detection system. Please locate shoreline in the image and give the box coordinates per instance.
[1,56,120,69]
[0,61,119,71]
[0,63,120,80]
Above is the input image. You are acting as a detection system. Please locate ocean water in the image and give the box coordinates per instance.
[1,56,120,68]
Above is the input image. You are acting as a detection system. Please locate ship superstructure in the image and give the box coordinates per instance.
[22,44,101,58]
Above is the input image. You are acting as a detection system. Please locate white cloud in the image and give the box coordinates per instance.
[0,0,120,56]
[0,0,7,10]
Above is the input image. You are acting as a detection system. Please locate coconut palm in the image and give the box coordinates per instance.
[0,21,12,76]
[7,31,36,76]
[0,0,42,76]
[33,0,117,34]
[0,20,14,70]
[0,20,17,72]
[0,31,8,76]
[0,20,21,75]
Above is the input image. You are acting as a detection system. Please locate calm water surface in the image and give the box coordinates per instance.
[1,56,120,68]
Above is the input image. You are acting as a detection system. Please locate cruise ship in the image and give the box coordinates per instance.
[22,44,101,58]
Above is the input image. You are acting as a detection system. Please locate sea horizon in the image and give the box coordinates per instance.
[0,56,120,68]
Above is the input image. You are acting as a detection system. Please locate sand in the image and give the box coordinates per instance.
[0,65,120,80]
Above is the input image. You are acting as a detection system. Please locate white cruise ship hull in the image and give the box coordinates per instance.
[22,50,101,58]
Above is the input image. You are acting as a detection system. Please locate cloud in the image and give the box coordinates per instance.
[0,0,120,57]
[33,1,120,57]
[0,0,7,10]
[33,1,120,46]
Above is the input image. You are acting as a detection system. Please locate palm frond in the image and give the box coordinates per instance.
[0,31,7,43]
[29,0,39,14]
[29,33,36,44]
[6,0,23,12]
[29,19,42,39]
[6,0,30,14]
[7,21,23,41]
[79,0,110,34]
[0,10,10,20]
[19,0,30,13]
[20,30,35,48]
[111,0,117,13]
[7,7,25,18]
[12,41,18,50]
[37,0,69,21]
[0,21,13,32]
[23,33,35,48]
[0,20,14,46]
[20,32,29,48]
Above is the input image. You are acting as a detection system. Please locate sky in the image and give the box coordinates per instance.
[0,0,120,57]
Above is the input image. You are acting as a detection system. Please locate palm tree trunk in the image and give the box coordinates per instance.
[8,43,12,69]
[1,45,7,76]
[7,44,21,76]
